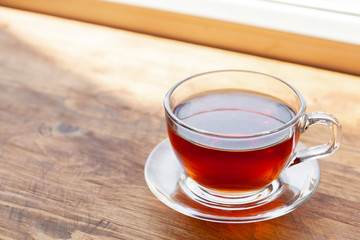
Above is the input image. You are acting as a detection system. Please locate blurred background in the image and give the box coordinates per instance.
[0,0,359,75]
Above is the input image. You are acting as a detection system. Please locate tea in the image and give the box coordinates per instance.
[167,91,300,192]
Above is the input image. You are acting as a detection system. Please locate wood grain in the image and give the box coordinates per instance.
[0,6,359,240]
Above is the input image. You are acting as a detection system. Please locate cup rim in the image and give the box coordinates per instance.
[164,70,307,138]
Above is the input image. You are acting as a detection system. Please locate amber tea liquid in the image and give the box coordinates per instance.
[167,91,300,192]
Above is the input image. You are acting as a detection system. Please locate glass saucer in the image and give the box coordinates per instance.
[144,139,320,223]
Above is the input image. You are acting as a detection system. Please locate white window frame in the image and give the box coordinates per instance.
[1,0,359,75]
[110,0,360,45]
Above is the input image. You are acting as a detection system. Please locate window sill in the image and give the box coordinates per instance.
[1,0,359,75]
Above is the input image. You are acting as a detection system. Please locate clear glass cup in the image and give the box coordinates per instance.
[164,70,341,207]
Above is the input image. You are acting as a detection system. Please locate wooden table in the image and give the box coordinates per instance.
[0,6,359,240]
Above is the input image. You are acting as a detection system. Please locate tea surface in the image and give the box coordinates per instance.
[174,91,294,135]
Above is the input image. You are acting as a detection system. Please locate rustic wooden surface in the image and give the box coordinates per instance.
[0,6,359,240]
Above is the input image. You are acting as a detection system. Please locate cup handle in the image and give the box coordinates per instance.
[289,112,342,167]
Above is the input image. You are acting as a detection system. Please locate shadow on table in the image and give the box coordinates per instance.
[166,205,316,240]
[0,20,169,239]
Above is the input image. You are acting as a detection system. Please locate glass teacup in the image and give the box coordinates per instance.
[164,70,341,207]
